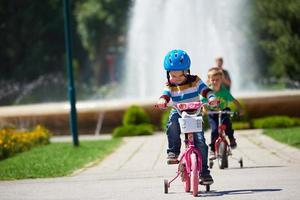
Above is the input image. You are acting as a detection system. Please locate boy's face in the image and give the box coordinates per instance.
[169,71,186,84]
[209,75,222,91]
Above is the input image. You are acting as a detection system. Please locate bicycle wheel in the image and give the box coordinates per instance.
[190,153,199,197]
[164,179,169,194]
[183,171,190,192]
[217,141,228,169]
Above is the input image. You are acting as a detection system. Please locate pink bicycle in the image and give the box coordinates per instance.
[162,102,210,197]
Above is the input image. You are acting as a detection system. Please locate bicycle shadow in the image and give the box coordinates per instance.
[199,188,282,197]
[227,165,285,170]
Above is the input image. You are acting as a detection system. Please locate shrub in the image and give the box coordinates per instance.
[252,116,300,129]
[0,125,51,160]
[112,124,154,137]
[112,105,154,137]
[233,121,251,130]
[123,105,150,126]
[161,108,171,131]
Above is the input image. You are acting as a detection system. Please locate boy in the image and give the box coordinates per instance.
[201,67,243,159]
[157,49,218,184]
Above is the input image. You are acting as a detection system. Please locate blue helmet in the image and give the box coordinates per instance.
[163,49,191,71]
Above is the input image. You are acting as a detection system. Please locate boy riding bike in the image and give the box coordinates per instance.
[157,49,218,184]
[201,67,244,159]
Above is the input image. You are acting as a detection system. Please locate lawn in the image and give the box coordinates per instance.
[0,138,121,180]
[263,127,300,149]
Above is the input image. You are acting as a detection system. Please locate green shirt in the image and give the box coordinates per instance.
[200,85,234,110]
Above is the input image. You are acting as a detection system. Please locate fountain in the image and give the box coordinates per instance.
[1,1,300,135]
[123,0,257,98]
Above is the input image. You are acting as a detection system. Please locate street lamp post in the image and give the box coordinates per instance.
[63,0,79,146]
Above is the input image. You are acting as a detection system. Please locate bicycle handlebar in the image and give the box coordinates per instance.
[206,110,236,116]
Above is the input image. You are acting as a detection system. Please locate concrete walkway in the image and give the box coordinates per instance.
[1,130,300,200]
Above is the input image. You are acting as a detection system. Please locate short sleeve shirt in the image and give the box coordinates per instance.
[200,85,234,110]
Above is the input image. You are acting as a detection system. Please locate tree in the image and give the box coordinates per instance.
[74,0,131,85]
[253,0,300,81]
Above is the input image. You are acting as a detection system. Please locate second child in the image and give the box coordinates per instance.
[201,67,243,159]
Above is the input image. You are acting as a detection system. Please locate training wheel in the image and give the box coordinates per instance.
[209,160,214,169]
[206,184,210,192]
[239,157,243,168]
[164,179,169,194]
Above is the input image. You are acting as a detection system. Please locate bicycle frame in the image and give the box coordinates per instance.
[207,110,243,169]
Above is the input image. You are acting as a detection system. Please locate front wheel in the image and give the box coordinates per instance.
[218,141,228,169]
[191,153,199,197]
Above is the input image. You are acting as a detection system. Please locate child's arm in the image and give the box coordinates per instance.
[232,98,244,115]
[157,85,171,109]
[198,78,217,106]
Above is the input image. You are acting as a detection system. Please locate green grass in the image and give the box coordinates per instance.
[0,138,122,180]
[263,127,300,149]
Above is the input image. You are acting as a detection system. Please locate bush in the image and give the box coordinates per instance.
[123,105,150,126]
[233,121,251,130]
[112,105,154,137]
[0,125,51,160]
[112,124,154,138]
[161,108,171,131]
[252,116,300,129]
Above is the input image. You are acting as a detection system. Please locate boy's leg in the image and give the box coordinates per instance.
[222,114,236,148]
[208,114,218,152]
[166,112,181,157]
[194,132,214,185]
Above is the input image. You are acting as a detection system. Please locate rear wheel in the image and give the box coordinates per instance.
[218,141,228,169]
[164,179,169,194]
[191,153,199,197]
[239,157,243,168]
[183,172,190,192]
[206,184,210,192]
[180,163,190,192]
[209,159,214,169]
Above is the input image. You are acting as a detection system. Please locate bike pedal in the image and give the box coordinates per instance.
[167,160,179,165]
[200,180,214,185]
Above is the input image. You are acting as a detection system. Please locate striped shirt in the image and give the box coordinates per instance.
[160,75,215,104]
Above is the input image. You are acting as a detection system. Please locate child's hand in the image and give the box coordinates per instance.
[157,98,167,109]
[208,99,219,107]
[238,108,245,116]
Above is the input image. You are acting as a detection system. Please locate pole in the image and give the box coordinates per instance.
[63,0,79,146]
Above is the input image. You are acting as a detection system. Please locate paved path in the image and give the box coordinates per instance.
[1,130,300,200]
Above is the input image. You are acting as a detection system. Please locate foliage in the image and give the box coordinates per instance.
[123,105,151,126]
[232,121,251,130]
[0,0,131,105]
[252,115,300,129]
[263,127,300,149]
[0,139,121,180]
[75,0,131,60]
[160,108,171,131]
[253,0,300,81]
[113,105,154,137]
[112,124,154,138]
[0,125,51,160]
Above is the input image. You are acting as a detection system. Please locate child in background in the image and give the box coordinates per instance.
[157,49,218,184]
[201,67,244,159]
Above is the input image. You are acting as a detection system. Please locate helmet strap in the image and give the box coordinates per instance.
[167,71,171,85]
[183,70,190,78]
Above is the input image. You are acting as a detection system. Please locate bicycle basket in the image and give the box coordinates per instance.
[178,116,203,133]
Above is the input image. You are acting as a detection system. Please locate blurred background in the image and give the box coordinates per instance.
[0,0,299,106]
